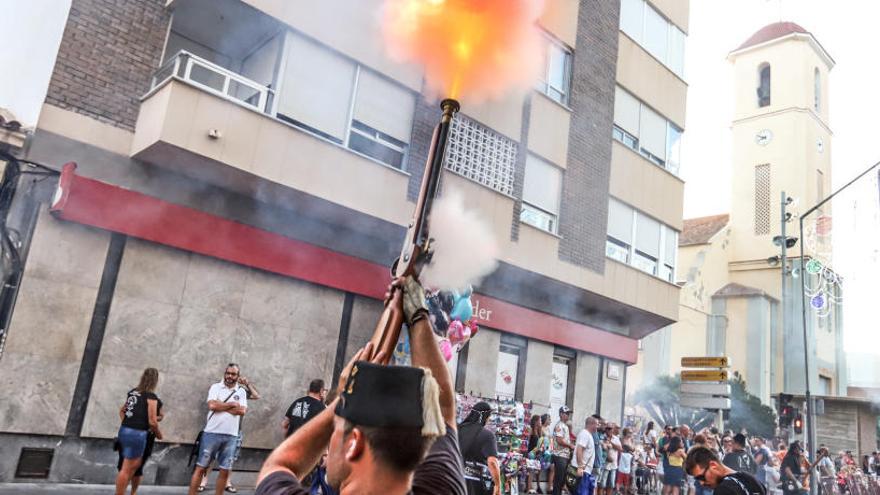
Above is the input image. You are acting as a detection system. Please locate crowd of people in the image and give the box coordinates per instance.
[105,275,880,495]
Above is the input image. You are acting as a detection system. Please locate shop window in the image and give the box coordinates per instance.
[496,334,527,401]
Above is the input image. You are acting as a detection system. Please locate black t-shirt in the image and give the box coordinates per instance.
[121,389,159,431]
[781,454,803,491]
[528,434,539,452]
[714,472,767,495]
[254,424,466,495]
[458,425,498,465]
[723,450,758,474]
[284,396,325,437]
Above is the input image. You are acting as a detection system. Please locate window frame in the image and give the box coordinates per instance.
[757,63,771,108]
[612,86,683,176]
[606,198,678,282]
[618,0,686,79]
[537,33,573,106]
[497,333,528,401]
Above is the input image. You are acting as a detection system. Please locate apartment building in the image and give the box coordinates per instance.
[0,0,688,484]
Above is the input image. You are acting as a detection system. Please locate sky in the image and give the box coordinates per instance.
[681,0,880,369]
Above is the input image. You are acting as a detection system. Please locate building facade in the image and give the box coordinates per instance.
[629,22,846,408]
[0,0,688,484]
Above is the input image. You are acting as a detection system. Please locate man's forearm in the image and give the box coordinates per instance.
[408,318,456,429]
[258,399,338,483]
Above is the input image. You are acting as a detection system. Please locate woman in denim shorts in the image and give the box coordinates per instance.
[115,368,164,495]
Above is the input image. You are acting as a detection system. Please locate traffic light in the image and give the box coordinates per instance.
[778,394,794,427]
[793,413,804,434]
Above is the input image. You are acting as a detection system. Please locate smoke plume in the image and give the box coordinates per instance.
[420,188,498,290]
[382,0,545,102]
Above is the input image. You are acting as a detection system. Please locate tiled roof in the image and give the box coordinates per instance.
[679,214,729,246]
[736,21,809,51]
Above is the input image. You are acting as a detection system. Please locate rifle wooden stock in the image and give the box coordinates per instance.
[368,99,459,365]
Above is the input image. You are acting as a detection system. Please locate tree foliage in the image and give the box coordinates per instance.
[632,373,777,437]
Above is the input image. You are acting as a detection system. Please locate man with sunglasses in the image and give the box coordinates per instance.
[685,447,765,495]
[189,364,248,495]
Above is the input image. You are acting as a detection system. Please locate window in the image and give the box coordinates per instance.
[349,68,415,169]
[814,68,821,112]
[758,63,771,107]
[276,32,416,168]
[548,349,576,425]
[496,334,527,400]
[613,86,683,175]
[520,154,563,233]
[607,198,678,280]
[537,36,572,105]
[619,0,686,78]
[444,115,518,195]
[277,32,356,143]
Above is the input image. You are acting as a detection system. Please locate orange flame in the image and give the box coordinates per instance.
[383,0,545,102]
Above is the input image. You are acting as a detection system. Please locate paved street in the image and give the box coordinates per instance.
[0,484,255,495]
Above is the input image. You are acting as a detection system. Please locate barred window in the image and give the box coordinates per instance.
[443,115,517,195]
[754,164,771,235]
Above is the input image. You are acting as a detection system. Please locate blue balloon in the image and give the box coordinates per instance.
[449,286,474,322]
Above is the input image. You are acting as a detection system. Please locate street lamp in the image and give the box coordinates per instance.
[797,161,880,495]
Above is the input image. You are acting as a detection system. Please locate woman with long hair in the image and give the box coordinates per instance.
[542,414,555,493]
[645,421,658,451]
[115,368,163,495]
[527,414,544,494]
[663,436,686,495]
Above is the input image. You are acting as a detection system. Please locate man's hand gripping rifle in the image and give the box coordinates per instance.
[368,99,460,364]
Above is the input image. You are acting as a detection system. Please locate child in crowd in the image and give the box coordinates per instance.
[618,445,635,495]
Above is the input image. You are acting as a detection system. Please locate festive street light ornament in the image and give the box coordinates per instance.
[806,259,823,275]
[810,293,826,310]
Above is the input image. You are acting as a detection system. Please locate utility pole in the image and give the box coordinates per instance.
[780,191,789,344]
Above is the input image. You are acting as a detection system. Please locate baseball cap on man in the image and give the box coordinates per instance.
[559,405,572,414]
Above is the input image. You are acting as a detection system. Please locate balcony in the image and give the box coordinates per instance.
[151,51,274,114]
[130,0,412,226]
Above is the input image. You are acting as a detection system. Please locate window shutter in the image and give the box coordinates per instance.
[636,213,661,258]
[523,155,562,215]
[614,87,641,136]
[643,5,669,63]
[607,199,634,244]
[639,105,667,159]
[620,0,644,42]
[664,227,677,266]
[353,68,416,143]
[277,32,355,141]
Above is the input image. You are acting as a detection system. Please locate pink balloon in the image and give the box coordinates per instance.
[447,319,465,344]
[439,338,453,361]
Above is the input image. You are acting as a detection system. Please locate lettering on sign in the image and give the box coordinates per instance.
[681,357,730,368]
[681,370,729,382]
[473,299,493,322]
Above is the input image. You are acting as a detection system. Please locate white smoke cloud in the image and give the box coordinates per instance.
[420,188,498,291]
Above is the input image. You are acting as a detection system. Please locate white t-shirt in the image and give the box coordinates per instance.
[574,429,596,470]
[647,429,658,445]
[605,435,622,469]
[619,452,634,474]
[204,382,247,436]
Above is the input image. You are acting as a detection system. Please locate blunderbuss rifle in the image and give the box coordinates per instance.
[368,98,460,364]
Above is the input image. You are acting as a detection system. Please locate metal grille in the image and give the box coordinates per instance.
[443,115,517,195]
[754,164,771,235]
[16,448,54,478]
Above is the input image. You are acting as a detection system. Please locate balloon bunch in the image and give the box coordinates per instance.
[426,286,480,362]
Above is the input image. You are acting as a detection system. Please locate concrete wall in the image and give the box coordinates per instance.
[572,352,601,429]
[463,328,501,397]
[522,340,555,415]
[0,210,109,435]
[80,237,345,448]
[601,360,625,423]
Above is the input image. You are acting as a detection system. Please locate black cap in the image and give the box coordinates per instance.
[335,362,426,429]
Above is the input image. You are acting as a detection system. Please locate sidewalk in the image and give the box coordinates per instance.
[0,484,255,494]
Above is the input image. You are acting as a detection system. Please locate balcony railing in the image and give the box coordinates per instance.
[151,50,274,113]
